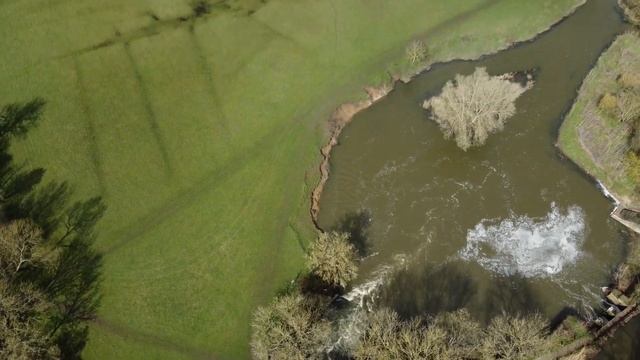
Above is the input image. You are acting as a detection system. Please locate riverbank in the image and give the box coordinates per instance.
[556,31,640,358]
[558,32,640,211]
[311,0,587,227]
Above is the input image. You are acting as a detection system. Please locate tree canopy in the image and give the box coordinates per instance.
[307,231,358,289]
[250,294,331,360]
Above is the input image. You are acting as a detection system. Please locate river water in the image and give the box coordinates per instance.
[318,0,630,331]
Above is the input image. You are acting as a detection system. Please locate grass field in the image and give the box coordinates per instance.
[558,32,640,208]
[0,0,584,358]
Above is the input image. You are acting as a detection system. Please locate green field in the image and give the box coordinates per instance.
[558,32,640,208]
[0,0,583,358]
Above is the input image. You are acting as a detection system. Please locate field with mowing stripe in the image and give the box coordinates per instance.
[0,0,584,358]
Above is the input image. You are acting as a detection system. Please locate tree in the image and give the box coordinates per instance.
[0,100,104,358]
[307,231,358,289]
[431,309,483,358]
[0,219,45,280]
[423,67,532,150]
[406,40,427,65]
[480,313,550,360]
[250,294,330,360]
[354,308,484,360]
[0,280,59,359]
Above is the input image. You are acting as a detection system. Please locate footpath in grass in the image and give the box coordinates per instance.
[0,0,584,358]
[558,32,640,208]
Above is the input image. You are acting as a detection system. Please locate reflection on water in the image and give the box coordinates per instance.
[318,0,628,324]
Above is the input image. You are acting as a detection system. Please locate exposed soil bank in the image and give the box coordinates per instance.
[310,0,587,229]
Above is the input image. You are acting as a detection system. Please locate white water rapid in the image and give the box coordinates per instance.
[460,203,586,277]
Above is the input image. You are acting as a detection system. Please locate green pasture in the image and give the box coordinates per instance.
[0,0,583,358]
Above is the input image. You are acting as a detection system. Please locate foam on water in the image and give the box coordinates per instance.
[459,203,586,277]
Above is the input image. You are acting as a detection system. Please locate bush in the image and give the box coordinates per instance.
[307,232,358,289]
[617,88,640,123]
[423,67,532,151]
[406,40,427,65]
[250,294,330,360]
[598,93,618,113]
[620,0,640,25]
[626,151,640,185]
[618,72,640,89]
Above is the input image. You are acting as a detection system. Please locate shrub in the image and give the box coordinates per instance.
[406,40,427,65]
[617,88,640,123]
[618,72,640,89]
[307,232,358,289]
[620,0,640,25]
[423,67,532,151]
[626,151,640,186]
[598,93,618,113]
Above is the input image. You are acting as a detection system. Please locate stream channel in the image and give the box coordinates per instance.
[317,0,636,349]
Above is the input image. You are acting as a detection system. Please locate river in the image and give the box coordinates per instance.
[318,0,632,342]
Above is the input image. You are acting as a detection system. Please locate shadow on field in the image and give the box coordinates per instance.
[0,98,106,358]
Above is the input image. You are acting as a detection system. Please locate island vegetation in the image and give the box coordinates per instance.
[423,67,533,150]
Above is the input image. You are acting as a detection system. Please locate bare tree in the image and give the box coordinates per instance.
[406,40,427,65]
[423,67,532,150]
[431,309,483,358]
[251,294,330,360]
[307,232,358,288]
[0,219,45,278]
[355,307,446,360]
[480,313,550,360]
[0,280,59,359]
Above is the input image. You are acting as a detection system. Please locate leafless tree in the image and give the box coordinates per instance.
[307,232,358,288]
[0,219,45,278]
[251,294,330,360]
[355,307,447,360]
[0,280,59,359]
[423,67,532,150]
[480,313,550,360]
[431,309,483,358]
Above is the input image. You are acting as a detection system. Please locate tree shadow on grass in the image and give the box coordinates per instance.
[0,98,107,358]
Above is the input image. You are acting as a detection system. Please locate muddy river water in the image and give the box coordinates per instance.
[318,0,632,334]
